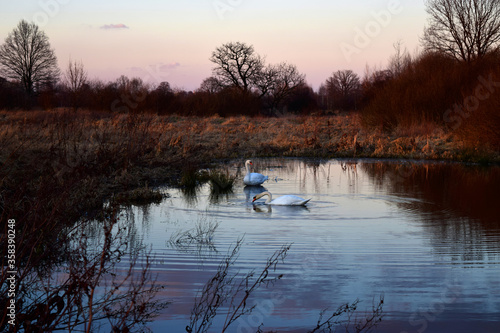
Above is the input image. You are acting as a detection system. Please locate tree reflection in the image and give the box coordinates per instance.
[0,207,168,332]
[361,161,500,255]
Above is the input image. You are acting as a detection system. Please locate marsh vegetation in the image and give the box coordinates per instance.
[1,1,500,330]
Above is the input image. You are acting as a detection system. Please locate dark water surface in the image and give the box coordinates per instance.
[125,159,500,332]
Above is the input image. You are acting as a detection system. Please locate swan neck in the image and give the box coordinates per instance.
[245,160,251,173]
[263,191,272,204]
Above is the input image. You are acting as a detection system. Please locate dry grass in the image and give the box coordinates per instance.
[0,109,497,182]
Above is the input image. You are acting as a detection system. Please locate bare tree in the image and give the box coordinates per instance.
[254,65,278,98]
[325,70,361,110]
[210,42,264,93]
[317,83,330,110]
[208,41,307,114]
[257,62,306,110]
[0,20,60,96]
[64,58,88,111]
[328,70,361,98]
[198,77,223,94]
[422,0,500,62]
[156,81,173,95]
[388,40,412,77]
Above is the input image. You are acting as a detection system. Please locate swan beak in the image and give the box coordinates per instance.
[252,197,257,202]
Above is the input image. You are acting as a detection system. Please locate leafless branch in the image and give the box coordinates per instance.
[422,0,500,62]
[0,20,60,95]
[186,239,291,333]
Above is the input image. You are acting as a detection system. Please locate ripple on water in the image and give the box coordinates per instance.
[124,159,500,332]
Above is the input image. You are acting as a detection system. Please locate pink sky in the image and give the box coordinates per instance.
[0,1,427,91]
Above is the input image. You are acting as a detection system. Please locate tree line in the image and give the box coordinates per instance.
[0,22,357,115]
[1,0,499,146]
[0,21,385,117]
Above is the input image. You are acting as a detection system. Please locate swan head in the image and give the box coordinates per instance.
[252,191,271,203]
[245,160,254,174]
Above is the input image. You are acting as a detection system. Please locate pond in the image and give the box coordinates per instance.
[123,158,500,332]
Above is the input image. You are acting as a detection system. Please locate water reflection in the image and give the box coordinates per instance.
[361,161,499,224]
[252,203,310,214]
[1,209,167,332]
[129,159,500,332]
[208,186,234,205]
[361,161,500,247]
[180,186,200,207]
[243,185,268,202]
[359,161,500,274]
[180,166,237,206]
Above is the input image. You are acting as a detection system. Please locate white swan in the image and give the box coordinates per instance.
[243,160,268,186]
[252,191,311,206]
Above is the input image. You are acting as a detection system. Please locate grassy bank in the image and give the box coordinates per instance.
[1,109,498,221]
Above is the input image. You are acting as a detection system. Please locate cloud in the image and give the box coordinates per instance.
[100,23,129,30]
[160,62,181,71]
[130,62,180,75]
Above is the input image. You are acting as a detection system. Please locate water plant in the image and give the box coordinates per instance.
[169,218,220,248]
[113,186,167,206]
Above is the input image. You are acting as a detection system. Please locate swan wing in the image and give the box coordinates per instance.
[270,195,311,206]
[244,172,268,186]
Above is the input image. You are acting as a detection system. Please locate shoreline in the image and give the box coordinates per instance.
[1,109,498,218]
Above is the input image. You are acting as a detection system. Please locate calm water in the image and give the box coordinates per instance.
[123,159,500,332]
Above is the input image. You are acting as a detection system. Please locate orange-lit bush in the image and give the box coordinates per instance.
[361,51,500,149]
[362,52,467,130]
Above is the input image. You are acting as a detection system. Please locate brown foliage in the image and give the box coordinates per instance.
[362,53,465,130]
[361,51,500,150]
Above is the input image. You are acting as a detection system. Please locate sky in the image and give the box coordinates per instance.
[0,1,427,91]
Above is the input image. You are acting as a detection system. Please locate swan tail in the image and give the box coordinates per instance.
[301,198,312,206]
